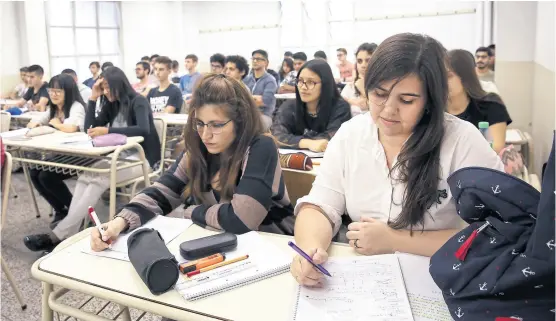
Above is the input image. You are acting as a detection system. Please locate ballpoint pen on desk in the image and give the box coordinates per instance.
[179,253,226,274]
[288,241,331,277]
[88,206,112,246]
[186,255,250,278]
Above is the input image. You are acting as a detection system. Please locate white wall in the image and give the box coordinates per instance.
[495,1,537,62]
[0,2,24,93]
[534,1,555,72]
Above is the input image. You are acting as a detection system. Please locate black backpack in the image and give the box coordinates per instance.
[429,136,555,321]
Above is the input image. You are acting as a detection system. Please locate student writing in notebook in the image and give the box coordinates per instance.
[271,59,351,153]
[90,74,295,253]
[24,67,161,252]
[289,33,505,287]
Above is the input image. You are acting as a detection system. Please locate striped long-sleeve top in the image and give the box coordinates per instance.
[116,135,294,234]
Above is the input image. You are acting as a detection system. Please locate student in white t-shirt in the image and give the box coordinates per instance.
[340,43,377,116]
[3,67,29,99]
[290,33,505,287]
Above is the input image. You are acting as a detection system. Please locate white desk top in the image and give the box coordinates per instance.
[154,113,188,126]
[34,224,358,321]
[274,93,296,99]
[0,99,19,105]
[3,131,144,156]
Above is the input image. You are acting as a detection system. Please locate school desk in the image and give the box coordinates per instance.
[31,224,359,321]
[3,131,150,220]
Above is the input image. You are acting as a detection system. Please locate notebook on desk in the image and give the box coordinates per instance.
[175,231,291,301]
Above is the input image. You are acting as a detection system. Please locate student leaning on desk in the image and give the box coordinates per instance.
[3,64,50,113]
[290,33,506,287]
[90,74,295,252]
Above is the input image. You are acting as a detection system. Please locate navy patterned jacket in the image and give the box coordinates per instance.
[430,137,555,321]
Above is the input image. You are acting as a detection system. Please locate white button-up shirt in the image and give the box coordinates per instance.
[295,112,505,235]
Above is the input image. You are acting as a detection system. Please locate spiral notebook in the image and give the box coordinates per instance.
[290,255,414,321]
[175,231,291,301]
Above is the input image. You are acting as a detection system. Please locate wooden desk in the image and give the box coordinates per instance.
[32,224,359,321]
[3,132,150,219]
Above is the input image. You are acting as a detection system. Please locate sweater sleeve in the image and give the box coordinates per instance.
[320,98,351,140]
[64,102,86,130]
[190,136,280,234]
[116,152,188,230]
[261,77,277,109]
[270,100,304,147]
[108,96,151,137]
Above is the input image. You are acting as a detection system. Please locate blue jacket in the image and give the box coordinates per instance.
[430,135,555,321]
[243,71,277,117]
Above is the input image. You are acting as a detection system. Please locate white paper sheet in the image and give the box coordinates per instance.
[279,148,324,158]
[396,253,451,321]
[505,129,524,143]
[291,255,414,321]
[0,128,29,139]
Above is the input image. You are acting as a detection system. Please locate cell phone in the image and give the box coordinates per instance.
[179,233,237,260]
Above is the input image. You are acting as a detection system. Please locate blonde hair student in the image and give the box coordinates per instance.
[289,33,505,287]
[90,74,295,253]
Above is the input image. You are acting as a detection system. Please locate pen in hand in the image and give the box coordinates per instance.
[288,241,331,277]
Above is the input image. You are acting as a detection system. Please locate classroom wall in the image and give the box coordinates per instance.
[0,2,24,94]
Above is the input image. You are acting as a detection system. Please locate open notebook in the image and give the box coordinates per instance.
[175,231,291,301]
[290,254,414,321]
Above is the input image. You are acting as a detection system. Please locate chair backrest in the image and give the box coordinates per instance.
[282,169,316,206]
[152,118,167,173]
[1,152,13,228]
[0,111,11,133]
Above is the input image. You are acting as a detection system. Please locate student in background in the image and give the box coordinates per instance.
[24,67,161,252]
[61,69,92,103]
[314,50,327,61]
[148,55,160,86]
[265,59,280,87]
[149,54,160,71]
[170,60,181,83]
[5,65,49,113]
[132,62,151,94]
[209,53,226,74]
[25,74,86,229]
[271,59,351,152]
[488,44,496,71]
[101,62,114,72]
[179,54,202,95]
[336,48,354,82]
[90,74,295,253]
[278,58,294,84]
[475,47,495,82]
[224,55,249,83]
[284,51,293,60]
[341,42,377,116]
[290,34,506,287]
[141,56,150,63]
[244,49,278,131]
[83,61,101,88]
[146,56,183,113]
[447,49,511,153]
[278,52,307,94]
[2,67,28,99]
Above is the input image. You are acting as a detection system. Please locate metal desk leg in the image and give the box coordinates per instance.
[42,282,53,321]
[19,151,41,218]
[119,305,132,321]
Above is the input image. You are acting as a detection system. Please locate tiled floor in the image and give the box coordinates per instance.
[1,172,163,321]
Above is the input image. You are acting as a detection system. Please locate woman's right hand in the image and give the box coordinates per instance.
[90,78,104,101]
[90,217,127,251]
[290,247,329,286]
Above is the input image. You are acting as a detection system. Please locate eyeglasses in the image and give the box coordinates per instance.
[296,79,321,90]
[47,89,64,96]
[356,58,371,64]
[193,119,232,135]
[251,57,266,62]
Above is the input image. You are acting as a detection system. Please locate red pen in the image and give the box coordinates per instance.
[88,206,112,245]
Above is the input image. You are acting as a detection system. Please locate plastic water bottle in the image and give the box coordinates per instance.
[478,121,493,148]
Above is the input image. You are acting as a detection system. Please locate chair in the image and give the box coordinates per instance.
[282,168,316,206]
[1,152,27,310]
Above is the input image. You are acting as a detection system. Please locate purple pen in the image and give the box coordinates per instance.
[288,241,332,277]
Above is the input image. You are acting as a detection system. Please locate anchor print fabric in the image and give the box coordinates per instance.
[429,135,555,321]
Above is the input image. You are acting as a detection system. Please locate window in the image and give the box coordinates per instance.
[46,1,121,82]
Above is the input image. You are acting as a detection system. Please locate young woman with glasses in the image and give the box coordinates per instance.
[89,74,295,253]
[271,59,351,153]
[289,33,505,287]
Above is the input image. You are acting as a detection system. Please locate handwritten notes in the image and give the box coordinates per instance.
[291,255,414,321]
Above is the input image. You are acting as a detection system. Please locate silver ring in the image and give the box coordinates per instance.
[354,239,361,248]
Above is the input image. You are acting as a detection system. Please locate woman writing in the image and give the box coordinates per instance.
[271,59,351,153]
[90,74,294,253]
[290,33,505,287]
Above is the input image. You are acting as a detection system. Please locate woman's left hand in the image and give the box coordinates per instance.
[87,126,108,137]
[49,118,62,127]
[346,216,396,255]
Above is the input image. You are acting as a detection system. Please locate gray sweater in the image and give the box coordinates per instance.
[243,72,277,117]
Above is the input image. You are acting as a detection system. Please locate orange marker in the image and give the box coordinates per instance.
[186,254,249,278]
[179,253,225,274]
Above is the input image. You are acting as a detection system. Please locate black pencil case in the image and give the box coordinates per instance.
[179,233,237,260]
[127,228,179,295]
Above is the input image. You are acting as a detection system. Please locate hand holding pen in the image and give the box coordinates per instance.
[289,241,330,287]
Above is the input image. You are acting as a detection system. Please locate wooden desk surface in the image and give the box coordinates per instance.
[33,225,357,321]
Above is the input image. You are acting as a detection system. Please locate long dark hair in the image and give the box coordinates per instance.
[279,58,294,80]
[354,42,378,96]
[293,59,341,135]
[100,67,138,119]
[448,49,503,104]
[48,74,86,121]
[364,33,448,231]
[183,74,264,202]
